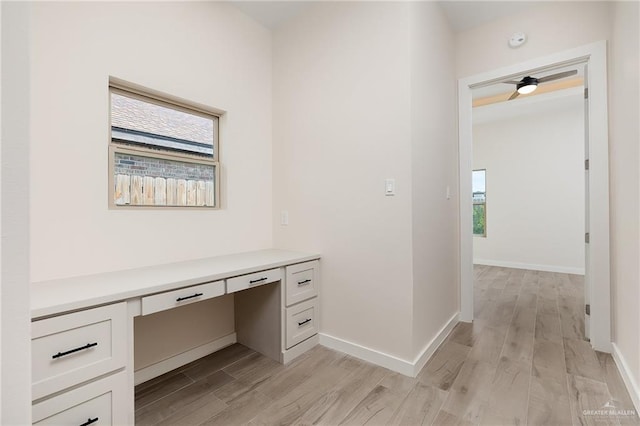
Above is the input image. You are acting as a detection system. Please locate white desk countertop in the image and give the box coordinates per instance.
[31,249,320,319]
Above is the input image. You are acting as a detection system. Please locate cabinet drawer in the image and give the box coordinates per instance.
[33,370,128,425]
[285,261,319,306]
[32,303,127,401]
[227,268,282,294]
[285,298,318,349]
[141,280,225,316]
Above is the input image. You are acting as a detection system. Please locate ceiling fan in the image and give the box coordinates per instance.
[504,70,578,100]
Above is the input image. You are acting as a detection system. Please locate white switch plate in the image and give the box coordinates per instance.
[385,179,395,196]
[281,210,289,225]
[446,185,451,200]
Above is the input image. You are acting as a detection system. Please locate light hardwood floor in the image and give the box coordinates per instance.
[135,266,638,425]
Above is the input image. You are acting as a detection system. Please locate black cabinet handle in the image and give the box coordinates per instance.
[52,342,98,359]
[80,417,99,426]
[297,279,312,286]
[298,318,312,327]
[176,293,203,302]
[249,277,268,284]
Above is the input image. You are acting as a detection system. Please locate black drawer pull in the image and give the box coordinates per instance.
[297,279,312,286]
[80,417,99,426]
[249,277,268,284]
[298,318,312,327]
[52,342,98,359]
[176,293,203,302]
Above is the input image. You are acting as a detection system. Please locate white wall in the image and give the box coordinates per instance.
[273,1,415,360]
[1,3,32,423]
[456,1,611,77]
[29,2,273,369]
[473,94,585,274]
[609,0,640,409]
[273,1,458,364]
[409,2,459,358]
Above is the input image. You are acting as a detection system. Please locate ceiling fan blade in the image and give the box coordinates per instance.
[508,90,520,101]
[503,80,521,85]
[538,70,578,83]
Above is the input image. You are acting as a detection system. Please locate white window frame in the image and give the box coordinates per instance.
[108,78,223,209]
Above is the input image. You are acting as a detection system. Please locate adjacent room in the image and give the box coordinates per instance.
[1,1,638,425]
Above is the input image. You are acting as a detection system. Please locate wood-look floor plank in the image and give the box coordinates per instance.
[417,340,470,391]
[480,358,531,426]
[387,382,447,426]
[465,325,506,366]
[447,321,483,348]
[527,375,573,426]
[294,359,387,426]
[135,371,194,410]
[438,359,497,424]
[564,338,606,382]
[181,343,255,381]
[567,374,621,426]
[558,295,585,340]
[132,266,639,426]
[247,362,349,425]
[200,387,273,426]
[596,352,640,425]
[532,339,566,380]
[535,297,563,342]
[135,370,234,425]
[338,384,405,426]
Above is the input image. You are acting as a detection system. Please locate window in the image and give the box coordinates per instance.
[109,82,220,208]
[473,169,486,237]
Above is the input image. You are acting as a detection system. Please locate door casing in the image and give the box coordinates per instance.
[457,40,611,352]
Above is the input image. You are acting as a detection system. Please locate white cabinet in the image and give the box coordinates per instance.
[141,280,225,315]
[227,268,282,294]
[285,298,319,349]
[285,260,319,306]
[31,302,127,401]
[282,260,320,359]
[32,371,128,425]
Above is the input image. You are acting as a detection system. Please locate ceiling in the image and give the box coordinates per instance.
[230,1,312,29]
[230,1,540,32]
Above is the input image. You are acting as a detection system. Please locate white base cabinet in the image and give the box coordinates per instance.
[30,250,320,425]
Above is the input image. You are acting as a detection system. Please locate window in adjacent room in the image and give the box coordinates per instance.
[109,81,221,208]
[473,169,486,237]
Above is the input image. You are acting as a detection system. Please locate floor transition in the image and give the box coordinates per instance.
[135,266,638,425]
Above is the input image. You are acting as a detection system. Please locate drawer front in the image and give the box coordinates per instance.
[285,298,318,349]
[33,370,128,425]
[227,268,282,294]
[141,280,225,316]
[32,303,127,401]
[285,260,319,306]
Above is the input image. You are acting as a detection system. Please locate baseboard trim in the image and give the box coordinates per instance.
[134,333,237,385]
[319,313,459,378]
[411,313,459,376]
[611,343,640,414]
[474,259,585,275]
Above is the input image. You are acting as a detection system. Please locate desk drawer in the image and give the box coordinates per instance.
[33,370,128,425]
[285,298,318,349]
[285,261,319,306]
[227,268,282,294]
[32,303,127,401]
[141,281,225,316]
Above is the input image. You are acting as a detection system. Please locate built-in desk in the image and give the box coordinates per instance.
[30,249,321,425]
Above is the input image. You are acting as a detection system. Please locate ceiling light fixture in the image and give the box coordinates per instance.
[516,76,538,94]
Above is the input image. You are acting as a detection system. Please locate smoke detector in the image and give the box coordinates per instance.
[508,32,527,48]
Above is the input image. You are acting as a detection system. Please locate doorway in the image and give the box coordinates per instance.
[457,41,611,352]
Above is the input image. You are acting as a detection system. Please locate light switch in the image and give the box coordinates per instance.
[385,179,395,196]
[281,210,289,225]
[446,185,451,200]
